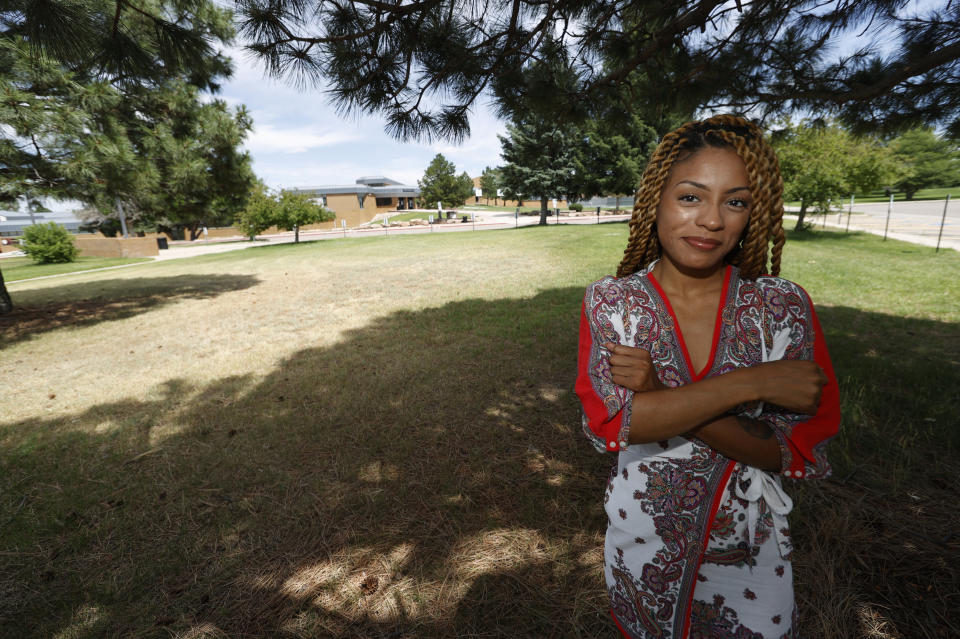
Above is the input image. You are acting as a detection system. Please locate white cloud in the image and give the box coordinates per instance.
[244,123,361,154]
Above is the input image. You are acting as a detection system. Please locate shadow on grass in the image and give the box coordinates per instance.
[0,274,260,348]
[783,227,874,243]
[0,291,956,638]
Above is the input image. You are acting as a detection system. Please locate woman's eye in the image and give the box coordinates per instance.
[679,194,699,202]
[728,198,749,209]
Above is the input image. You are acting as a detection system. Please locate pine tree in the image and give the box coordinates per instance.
[237,1,960,141]
[419,154,471,209]
[890,128,960,200]
[0,0,246,313]
[575,115,658,211]
[498,120,578,225]
[479,167,501,205]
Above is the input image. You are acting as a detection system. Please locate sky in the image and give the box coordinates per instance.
[219,47,508,190]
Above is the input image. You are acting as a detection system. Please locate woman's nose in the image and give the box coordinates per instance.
[696,201,723,230]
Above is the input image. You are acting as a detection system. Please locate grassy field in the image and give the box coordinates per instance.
[0,255,153,282]
[1,225,957,638]
[785,185,959,208]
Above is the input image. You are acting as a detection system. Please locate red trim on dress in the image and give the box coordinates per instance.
[788,290,841,470]
[680,459,737,639]
[646,266,732,381]
[611,608,632,638]
[575,298,625,448]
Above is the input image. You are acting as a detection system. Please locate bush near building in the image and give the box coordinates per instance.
[22,222,78,264]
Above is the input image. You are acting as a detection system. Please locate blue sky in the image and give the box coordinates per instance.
[219,47,508,190]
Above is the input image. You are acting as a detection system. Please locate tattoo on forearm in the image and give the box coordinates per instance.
[736,416,774,440]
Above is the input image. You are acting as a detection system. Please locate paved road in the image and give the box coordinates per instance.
[789,198,959,251]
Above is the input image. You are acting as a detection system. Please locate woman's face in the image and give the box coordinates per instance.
[655,145,752,276]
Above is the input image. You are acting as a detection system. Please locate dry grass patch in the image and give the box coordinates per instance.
[0,226,957,638]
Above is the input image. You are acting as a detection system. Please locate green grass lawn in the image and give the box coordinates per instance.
[0,255,153,282]
[785,185,959,207]
[0,225,956,638]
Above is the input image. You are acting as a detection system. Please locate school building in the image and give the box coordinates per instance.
[293,176,421,228]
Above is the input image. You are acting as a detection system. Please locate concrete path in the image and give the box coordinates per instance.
[787,198,959,251]
[152,210,634,261]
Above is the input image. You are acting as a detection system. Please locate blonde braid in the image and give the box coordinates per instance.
[616,114,787,279]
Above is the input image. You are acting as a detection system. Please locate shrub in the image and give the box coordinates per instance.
[569,202,583,212]
[22,222,78,263]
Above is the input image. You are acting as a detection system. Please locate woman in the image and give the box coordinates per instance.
[575,115,840,638]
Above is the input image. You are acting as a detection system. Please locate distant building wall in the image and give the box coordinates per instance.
[74,236,158,258]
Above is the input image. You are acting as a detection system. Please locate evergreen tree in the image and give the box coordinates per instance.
[479,167,501,205]
[0,0,246,313]
[418,154,471,209]
[498,120,578,225]
[890,128,960,200]
[237,1,960,141]
[575,115,658,211]
[456,171,475,206]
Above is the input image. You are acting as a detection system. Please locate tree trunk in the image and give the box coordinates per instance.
[539,196,549,225]
[0,267,13,315]
[615,195,621,212]
[294,225,300,242]
[905,188,915,201]
[794,202,808,231]
[116,201,130,238]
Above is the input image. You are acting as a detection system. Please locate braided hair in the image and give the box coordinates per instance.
[616,114,785,280]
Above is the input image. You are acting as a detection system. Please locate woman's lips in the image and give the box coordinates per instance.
[682,236,722,250]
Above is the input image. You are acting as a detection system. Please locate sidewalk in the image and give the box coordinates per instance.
[785,200,959,252]
[153,210,634,260]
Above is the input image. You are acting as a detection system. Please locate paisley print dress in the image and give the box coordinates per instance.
[575,263,840,639]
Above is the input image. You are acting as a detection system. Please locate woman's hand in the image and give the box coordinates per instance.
[754,360,828,414]
[604,343,665,392]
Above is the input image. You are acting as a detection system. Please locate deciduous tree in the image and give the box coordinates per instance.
[772,120,896,230]
[274,190,334,243]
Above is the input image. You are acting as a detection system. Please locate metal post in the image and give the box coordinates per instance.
[936,194,950,253]
[555,207,559,225]
[384,215,389,236]
[342,218,347,238]
[846,195,853,233]
[597,206,600,224]
[472,212,476,231]
[883,193,893,240]
[515,207,519,228]
[824,198,830,228]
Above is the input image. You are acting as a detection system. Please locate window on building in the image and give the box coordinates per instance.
[375,197,393,207]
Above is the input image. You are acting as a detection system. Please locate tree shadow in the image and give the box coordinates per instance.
[0,292,956,637]
[783,227,873,243]
[0,274,260,348]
